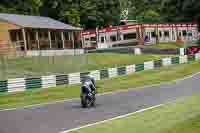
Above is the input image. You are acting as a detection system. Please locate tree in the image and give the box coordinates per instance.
[31,0,43,15]
[60,0,80,26]
[0,0,43,15]
[120,0,162,23]
[80,0,121,28]
[161,0,200,45]
[39,0,81,26]
[142,9,161,23]
[96,0,121,27]
[161,0,200,23]
[80,0,97,29]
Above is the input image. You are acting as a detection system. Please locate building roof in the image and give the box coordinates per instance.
[0,13,81,31]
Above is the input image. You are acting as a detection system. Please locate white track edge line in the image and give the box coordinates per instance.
[0,71,200,112]
[59,104,164,133]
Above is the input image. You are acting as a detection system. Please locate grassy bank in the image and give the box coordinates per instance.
[0,53,171,80]
[70,93,200,133]
[0,60,200,109]
[146,42,197,49]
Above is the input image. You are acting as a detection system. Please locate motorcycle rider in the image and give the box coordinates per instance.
[80,75,96,107]
[81,76,96,95]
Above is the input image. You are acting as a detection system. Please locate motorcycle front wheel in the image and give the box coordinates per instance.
[81,94,95,108]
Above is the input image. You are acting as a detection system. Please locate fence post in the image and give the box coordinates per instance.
[0,55,7,80]
[179,48,185,55]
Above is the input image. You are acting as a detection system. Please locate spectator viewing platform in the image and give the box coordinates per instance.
[0,13,81,56]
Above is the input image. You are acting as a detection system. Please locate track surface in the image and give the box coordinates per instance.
[1,73,200,133]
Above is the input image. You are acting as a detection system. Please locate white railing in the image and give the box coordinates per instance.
[26,49,85,56]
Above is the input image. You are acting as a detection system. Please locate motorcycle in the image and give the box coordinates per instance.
[80,89,96,108]
[80,76,96,108]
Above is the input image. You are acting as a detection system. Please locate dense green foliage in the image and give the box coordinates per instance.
[160,0,200,45]
[161,0,200,23]
[120,0,162,23]
[0,0,199,29]
[0,0,120,28]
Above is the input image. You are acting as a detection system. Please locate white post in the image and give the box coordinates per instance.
[71,32,75,49]
[22,28,27,53]
[27,30,31,50]
[180,30,183,41]
[169,28,173,42]
[176,27,179,42]
[80,31,84,48]
[69,32,71,41]
[15,31,19,49]
[48,30,52,49]
[36,30,40,50]
[174,28,177,41]
[55,31,57,48]
[16,31,19,42]
[61,31,65,49]
[71,32,75,55]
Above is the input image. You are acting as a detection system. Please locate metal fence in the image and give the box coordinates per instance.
[0,52,88,80]
[0,40,86,80]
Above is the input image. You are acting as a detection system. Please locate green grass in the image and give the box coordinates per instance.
[70,93,200,133]
[0,60,200,109]
[0,53,172,80]
[146,42,197,49]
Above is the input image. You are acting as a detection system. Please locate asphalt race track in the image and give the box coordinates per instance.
[1,73,200,133]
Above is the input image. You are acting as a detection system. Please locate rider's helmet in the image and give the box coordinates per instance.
[82,75,95,85]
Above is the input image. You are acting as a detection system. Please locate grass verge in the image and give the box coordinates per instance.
[69,93,200,133]
[146,42,197,49]
[0,61,200,109]
[0,53,172,80]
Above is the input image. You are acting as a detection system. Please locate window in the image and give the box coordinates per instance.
[64,32,69,40]
[85,38,90,41]
[29,31,35,40]
[123,33,137,40]
[90,37,96,41]
[188,31,193,36]
[18,31,23,40]
[101,37,104,43]
[10,31,17,41]
[159,31,162,37]
[164,31,169,37]
[44,32,48,39]
[110,35,117,42]
[56,32,62,40]
[39,32,42,38]
[151,32,156,38]
[51,32,55,40]
[183,30,187,36]
[172,31,175,40]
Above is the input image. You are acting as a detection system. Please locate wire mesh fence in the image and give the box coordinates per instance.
[1,53,200,93]
[0,39,86,80]
[0,53,90,80]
